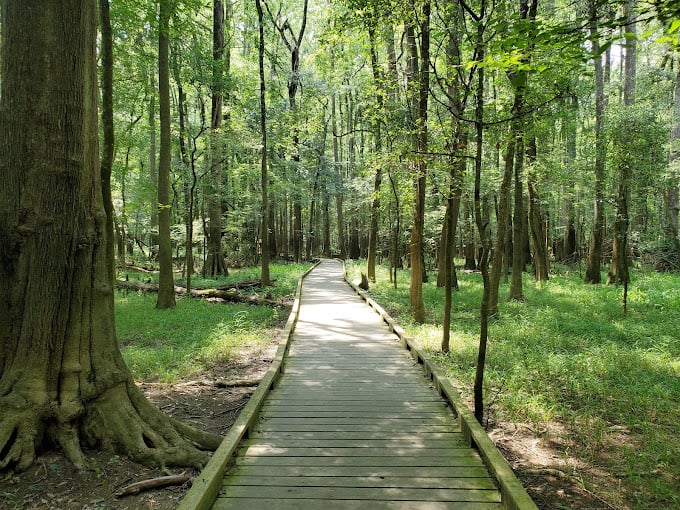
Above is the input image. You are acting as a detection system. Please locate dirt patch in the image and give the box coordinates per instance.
[491,422,627,509]
[0,349,276,510]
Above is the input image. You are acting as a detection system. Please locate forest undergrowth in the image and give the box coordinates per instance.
[346,260,679,510]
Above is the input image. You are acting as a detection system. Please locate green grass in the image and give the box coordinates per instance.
[346,260,680,510]
[116,262,311,382]
[119,262,310,300]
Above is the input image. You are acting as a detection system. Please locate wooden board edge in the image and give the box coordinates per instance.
[342,270,538,510]
[177,261,320,510]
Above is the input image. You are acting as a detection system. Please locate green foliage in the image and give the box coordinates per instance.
[346,260,680,509]
[116,292,280,382]
[116,262,310,381]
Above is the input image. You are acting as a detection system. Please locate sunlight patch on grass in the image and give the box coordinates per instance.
[116,290,282,382]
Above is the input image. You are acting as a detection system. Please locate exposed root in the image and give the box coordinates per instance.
[0,378,220,473]
[82,381,213,469]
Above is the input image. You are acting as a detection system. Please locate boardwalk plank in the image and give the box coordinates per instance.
[227,465,493,478]
[219,485,501,502]
[214,499,502,510]
[223,475,497,489]
[234,455,487,468]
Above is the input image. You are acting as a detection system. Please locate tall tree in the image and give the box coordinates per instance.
[367,22,383,282]
[156,0,176,309]
[407,0,430,323]
[0,0,218,472]
[441,0,468,352]
[584,1,608,284]
[205,0,229,277]
[264,0,309,263]
[607,0,636,300]
[666,61,680,267]
[256,0,271,286]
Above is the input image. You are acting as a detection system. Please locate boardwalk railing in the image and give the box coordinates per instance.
[345,275,537,510]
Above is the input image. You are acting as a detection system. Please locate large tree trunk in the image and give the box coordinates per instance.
[156,0,176,309]
[441,0,467,352]
[0,0,217,472]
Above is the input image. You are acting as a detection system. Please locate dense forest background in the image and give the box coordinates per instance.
[102,0,679,301]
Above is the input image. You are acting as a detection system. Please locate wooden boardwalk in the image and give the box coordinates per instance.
[210,260,508,509]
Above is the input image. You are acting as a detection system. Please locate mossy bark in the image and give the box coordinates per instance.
[0,0,217,473]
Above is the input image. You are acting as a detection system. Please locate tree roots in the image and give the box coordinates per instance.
[0,380,222,472]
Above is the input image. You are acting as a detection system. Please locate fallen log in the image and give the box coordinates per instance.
[114,472,192,497]
[115,280,282,307]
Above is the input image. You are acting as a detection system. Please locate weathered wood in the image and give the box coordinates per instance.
[219,485,501,503]
[223,475,497,490]
[115,472,192,497]
[235,455,486,468]
[228,464,493,478]
[214,499,502,510]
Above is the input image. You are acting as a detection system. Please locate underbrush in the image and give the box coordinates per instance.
[346,260,679,510]
[115,262,311,382]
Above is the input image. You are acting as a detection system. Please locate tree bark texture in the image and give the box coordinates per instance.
[205,0,229,277]
[584,7,607,284]
[367,25,383,282]
[607,0,636,288]
[0,0,215,472]
[156,0,176,309]
[666,64,680,267]
[256,0,271,286]
[407,0,430,323]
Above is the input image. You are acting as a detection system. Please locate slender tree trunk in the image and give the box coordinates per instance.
[584,6,607,284]
[471,0,490,424]
[407,0,430,323]
[331,94,347,259]
[205,0,228,277]
[607,0,635,296]
[508,132,526,300]
[149,76,159,252]
[367,25,383,282]
[527,135,550,280]
[256,0,270,285]
[156,0,176,309]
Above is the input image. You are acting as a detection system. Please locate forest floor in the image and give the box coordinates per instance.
[1,330,616,510]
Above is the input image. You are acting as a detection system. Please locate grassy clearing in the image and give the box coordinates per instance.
[116,262,310,382]
[346,261,679,509]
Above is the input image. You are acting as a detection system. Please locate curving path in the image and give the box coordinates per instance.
[212,259,505,509]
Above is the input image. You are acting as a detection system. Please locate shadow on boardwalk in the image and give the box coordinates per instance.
[214,259,504,509]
